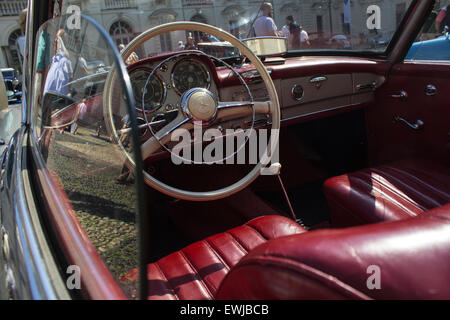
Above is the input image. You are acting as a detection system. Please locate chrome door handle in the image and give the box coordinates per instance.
[310,76,327,88]
[389,91,408,101]
[394,117,424,130]
[425,84,437,96]
[356,81,377,91]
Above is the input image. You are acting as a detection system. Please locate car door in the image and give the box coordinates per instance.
[367,2,450,166]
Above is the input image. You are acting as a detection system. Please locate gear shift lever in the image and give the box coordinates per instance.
[269,163,309,230]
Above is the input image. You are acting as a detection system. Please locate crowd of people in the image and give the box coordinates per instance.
[253,2,310,50]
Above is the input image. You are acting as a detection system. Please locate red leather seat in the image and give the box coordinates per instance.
[121,215,306,300]
[217,203,450,300]
[323,159,450,227]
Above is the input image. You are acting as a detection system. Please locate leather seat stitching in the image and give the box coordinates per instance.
[385,165,450,202]
[225,232,248,254]
[398,162,450,187]
[352,172,419,218]
[245,224,269,240]
[178,250,214,299]
[356,171,423,214]
[154,261,179,300]
[203,240,231,272]
[371,168,441,209]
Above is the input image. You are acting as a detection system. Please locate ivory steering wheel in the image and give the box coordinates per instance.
[104,22,281,201]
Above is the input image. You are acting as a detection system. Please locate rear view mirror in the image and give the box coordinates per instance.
[242,37,287,57]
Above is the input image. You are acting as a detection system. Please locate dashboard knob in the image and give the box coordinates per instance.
[291,84,304,101]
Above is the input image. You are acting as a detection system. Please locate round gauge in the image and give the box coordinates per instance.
[171,59,210,95]
[130,68,166,113]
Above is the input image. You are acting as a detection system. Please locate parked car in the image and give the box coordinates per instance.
[1,68,22,103]
[0,0,449,302]
[405,34,450,61]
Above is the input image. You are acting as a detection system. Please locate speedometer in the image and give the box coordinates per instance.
[130,67,166,113]
[171,59,210,95]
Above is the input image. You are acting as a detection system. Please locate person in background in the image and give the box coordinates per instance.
[358,32,368,48]
[280,15,294,39]
[43,29,72,97]
[436,4,450,34]
[185,36,197,50]
[289,23,301,49]
[116,114,134,184]
[178,40,185,51]
[71,98,87,135]
[34,23,50,109]
[17,9,27,61]
[253,2,279,37]
[299,26,310,46]
[77,53,90,75]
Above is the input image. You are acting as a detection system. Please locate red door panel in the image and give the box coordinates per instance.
[367,62,450,166]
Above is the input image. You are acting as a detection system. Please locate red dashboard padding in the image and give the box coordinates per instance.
[120,215,306,300]
[216,204,450,300]
[323,159,450,227]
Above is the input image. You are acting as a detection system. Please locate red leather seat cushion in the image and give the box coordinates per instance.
[216,203,450,300]
[324,159,450,227]
[121,215,306,300]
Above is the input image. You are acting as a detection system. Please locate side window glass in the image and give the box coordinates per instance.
[30,15,141,297]
[406,2,450,62]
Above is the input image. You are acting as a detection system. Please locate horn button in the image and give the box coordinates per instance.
[182,88,218,123]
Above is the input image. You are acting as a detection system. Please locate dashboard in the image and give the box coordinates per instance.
[127,52,387,141]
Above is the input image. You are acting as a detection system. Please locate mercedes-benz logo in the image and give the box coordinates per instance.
[187,90,217,122]
[197,95,211,114]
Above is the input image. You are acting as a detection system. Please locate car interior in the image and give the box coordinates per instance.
[12,0,449,300]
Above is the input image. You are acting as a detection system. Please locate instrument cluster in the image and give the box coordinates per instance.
[129,57,213,117]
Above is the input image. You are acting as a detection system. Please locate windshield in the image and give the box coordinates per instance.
[58,0,415,58]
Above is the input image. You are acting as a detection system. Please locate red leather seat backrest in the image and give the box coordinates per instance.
[216,203,450,300]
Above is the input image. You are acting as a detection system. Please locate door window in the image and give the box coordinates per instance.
[405,1,450,62]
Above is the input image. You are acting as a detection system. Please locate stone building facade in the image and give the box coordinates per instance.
[1,0,448,71]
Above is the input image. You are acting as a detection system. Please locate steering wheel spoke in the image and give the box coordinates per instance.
[216,100,271,121]
[118,119,167,135]
[141,113,192,159]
